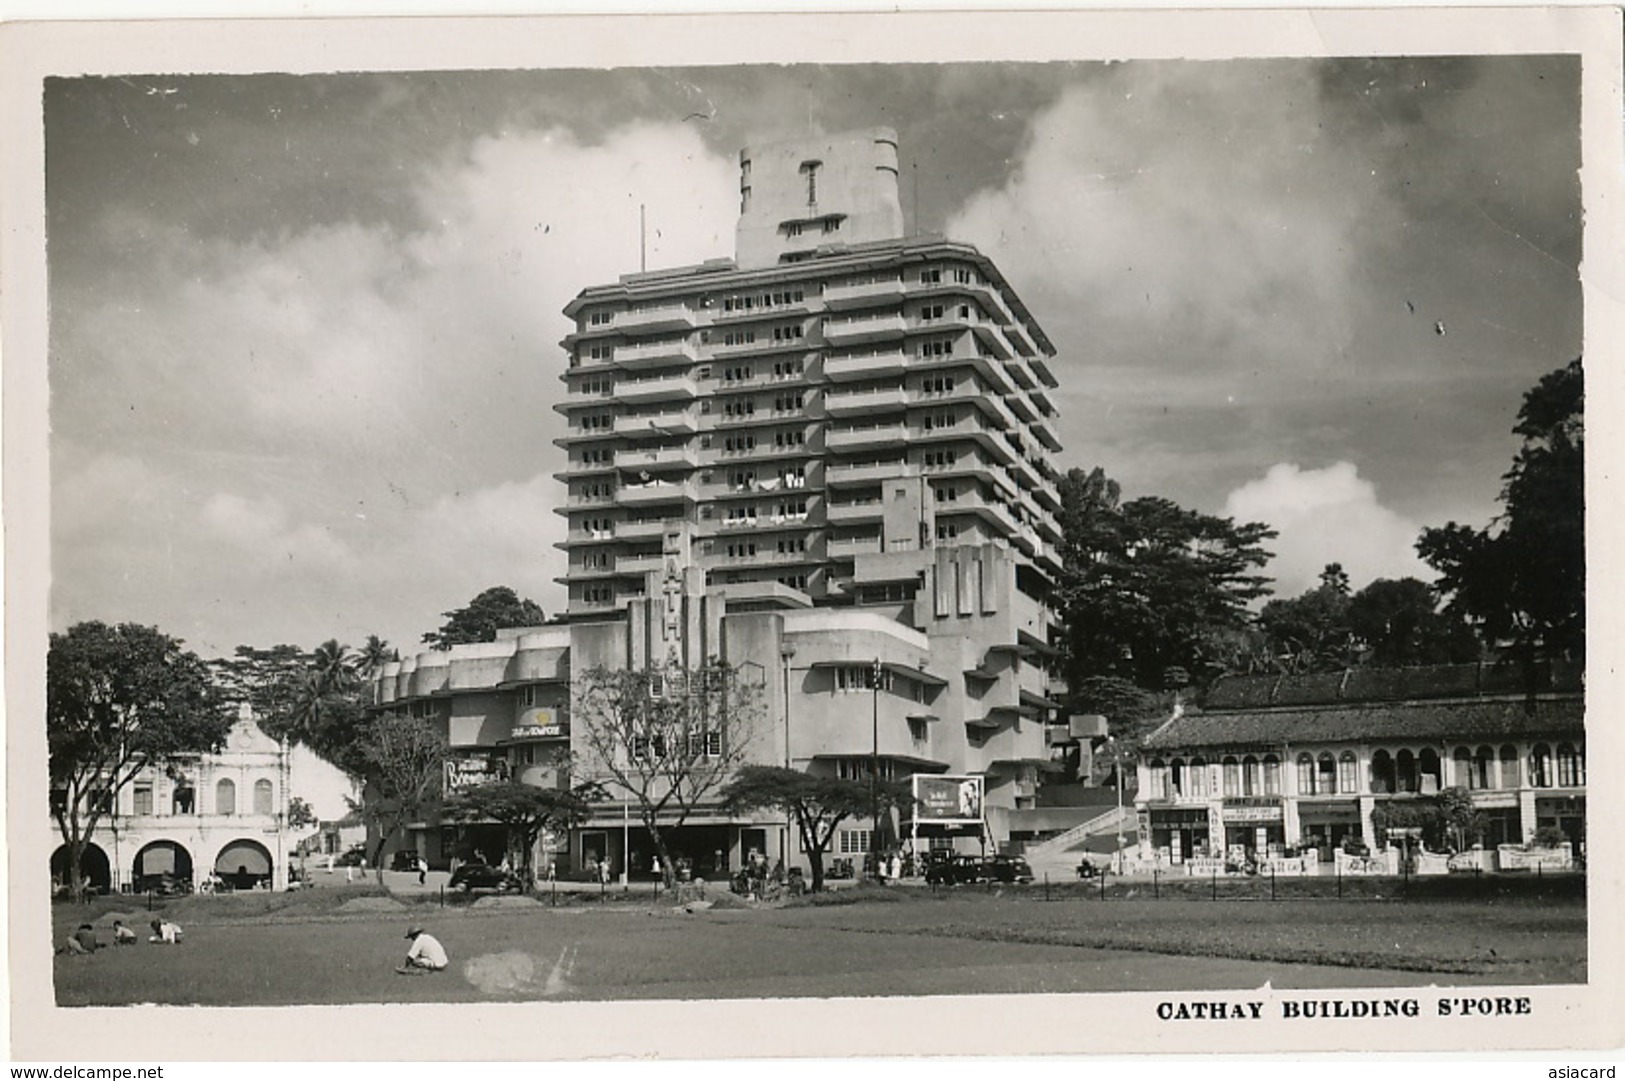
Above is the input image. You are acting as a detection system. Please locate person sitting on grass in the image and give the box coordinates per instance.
[396,925,447,975]
[148,918,183,944]
[112,920,137,946]
[62,923,101,954]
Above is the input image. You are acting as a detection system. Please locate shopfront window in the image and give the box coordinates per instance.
[1339,751,1359,794]
[1556,743,1584,787]
[1318,753,1337,794]
[1148,759,1168,800]
[1189,757,1208,798]
[1500,744,1520,789]
[1529,744,1552,788]
[1369,750,1395,795]
[1396,749,1418,794]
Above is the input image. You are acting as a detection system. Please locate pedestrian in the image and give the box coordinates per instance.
[148,918,183,944]
[417,857,427,887]
[546,860,556,883]
[326,853,335,875]
[599,857,612,885]
[345,863,354,884]
[396,925,448,975]
[112,920,137,946]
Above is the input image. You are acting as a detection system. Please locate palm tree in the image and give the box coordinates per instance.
[355,635,397,682]
[312,639,358,695]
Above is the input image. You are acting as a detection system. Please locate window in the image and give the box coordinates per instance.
[778,573,809,590]
[1222,757,1241,798]
[773,324,804,343]
[935,522,960,541]
[922,375,956,395]
[1500,744,1520,788]
[1241,756,1261,797]
[918,268,941,284]
[730,470,756,490]
[1369,750,1395,795]
[723,331,757,347]
[587,343,614,362]
[918,338,954,359]
[1148,759,1169,800]
[1188,757,1208,798]
[1396,749,1418,794]
[1529,744,1552,788]
[920,303,945,322]
[254,779,274,815]
[1339,751,1359,794]
[215,778,236,816]
[953,267,974,285]
[588,310,613,327]
[1262,755,1281,796]
[1556,743,1584,787]
[773,393,805,412]
[1318,753,1337,794]
[836,665,890,692]
[1297,753,1316,796]
[774,429,807,448]
[133,784,153,816]
[838,829,871,855]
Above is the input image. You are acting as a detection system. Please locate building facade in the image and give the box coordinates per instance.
[50,708,297,894]
[367,128,1070,877]
[1133,663,1585,869]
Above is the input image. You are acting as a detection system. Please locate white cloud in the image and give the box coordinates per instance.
[1222,462,1430,597]
[54,122,736,653]
[948,65,1386,387]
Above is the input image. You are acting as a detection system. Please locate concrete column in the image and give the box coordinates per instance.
[1518,788,1538,842]
[1282,795,1302,847]
[1358,795,1376,847]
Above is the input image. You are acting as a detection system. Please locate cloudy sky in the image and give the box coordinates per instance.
[46,57,1581,660]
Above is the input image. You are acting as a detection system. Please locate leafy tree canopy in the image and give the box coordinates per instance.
[48,621,233,892]
[422,586,547,650]
[442,780,598,883]
[1056,466,1276,691]
[721,766,913,891]
[1418,358,1584,671]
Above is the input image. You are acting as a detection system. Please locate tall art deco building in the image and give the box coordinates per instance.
[373,129,1073,875]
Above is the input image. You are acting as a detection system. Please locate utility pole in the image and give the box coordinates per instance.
[871,657,883,879]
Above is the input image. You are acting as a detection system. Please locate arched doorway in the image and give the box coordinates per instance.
[50,842,111,896]
[133,840,194,892]
[215,838,273,890]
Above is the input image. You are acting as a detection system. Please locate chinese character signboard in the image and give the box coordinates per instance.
[912,775,984,824]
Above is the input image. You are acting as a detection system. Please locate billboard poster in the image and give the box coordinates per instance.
[912,774,984,824]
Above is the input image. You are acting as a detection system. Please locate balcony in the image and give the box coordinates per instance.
[1004,390,1039,423]
[1030,414,1062,452]
[823,313,908,347]
[617,553,665,576]
[619,408,698,440]
[969,324,1013,361]
[615,480,696,507]
[823,276,905,309]
[617,445,697,473]
[826,500,886,525]
[824,386,909,418]
[825,350,910,383]
[618,371,698,405]
[615,338,698,369]
[825,460,909,488]
[827,534,884,558]
[616,303,696,334]
[614,518,673,541]
[826,422,910,452]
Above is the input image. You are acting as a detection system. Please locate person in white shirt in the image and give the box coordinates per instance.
[396,926,448,974]
[148,918,183,944]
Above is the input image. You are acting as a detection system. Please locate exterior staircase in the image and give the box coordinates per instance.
[1019,805,1135,881]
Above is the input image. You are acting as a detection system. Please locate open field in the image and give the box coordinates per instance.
[49,876,1584,1005]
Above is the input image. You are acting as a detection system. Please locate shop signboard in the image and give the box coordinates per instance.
[912,775,984,824]
[444,753,507,794]
[1220,803,1282,824]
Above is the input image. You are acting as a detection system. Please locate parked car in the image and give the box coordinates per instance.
[986,855,1034,884]
[390,849,420,872]
[447,862,524,893]
[134,871,191,896]
[336,846,367,867]
[926,854,987,885]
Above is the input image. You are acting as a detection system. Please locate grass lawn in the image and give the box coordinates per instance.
[50,878,1584,1005]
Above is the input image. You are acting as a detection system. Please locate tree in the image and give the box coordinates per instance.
[1056,467,1276,691]
[1065,675,1175,759]
[350,713,445,883]
[720,766,913,892]
[48,622,233,895]
[572,659,763,887]
[356,635,398,681]
[441,781,598,887]
[1346,578,1479,667]
[422,586,547,650]
[1257,564,1355,672]
[1419,359,1584,681]
[286,796,319,832]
